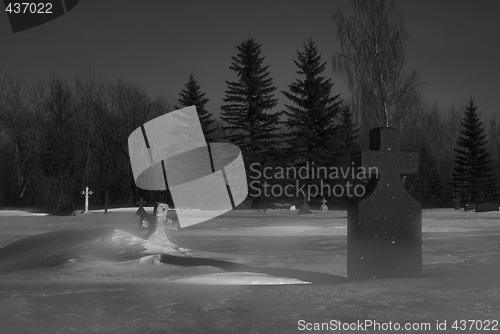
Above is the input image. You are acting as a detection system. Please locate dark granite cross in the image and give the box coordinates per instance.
[136,197,147,216]
[361,129,418,183]
[347,127,422,279]
[137,197,146,207]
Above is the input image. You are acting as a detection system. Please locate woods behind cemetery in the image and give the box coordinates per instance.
[0,1,498,214]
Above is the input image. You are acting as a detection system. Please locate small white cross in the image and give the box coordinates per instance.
[81,186,93,213]
[320,197,328,211]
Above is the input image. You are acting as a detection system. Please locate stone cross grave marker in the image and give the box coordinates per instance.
[136,197,147,216]
[81,186,93,213]
[347,128,422,279]
[320,197,328,211]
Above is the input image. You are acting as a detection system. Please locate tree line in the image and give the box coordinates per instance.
[0,71,171,213]
[1,0,498,212]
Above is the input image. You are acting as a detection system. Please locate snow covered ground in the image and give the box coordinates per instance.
[0,208,498,333]
[0,209,49,216]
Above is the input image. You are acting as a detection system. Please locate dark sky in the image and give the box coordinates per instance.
[2,0,499,121]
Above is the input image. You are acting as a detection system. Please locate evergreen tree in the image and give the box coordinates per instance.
[336,104,362,196]
[283,38,343,165]
[489,118,500,199]
[407,143,445,207]
[282,39,343,212]
[221,37,280,165]
[338,104,360,152]
[176,73,216,139]
[451,99,497,206]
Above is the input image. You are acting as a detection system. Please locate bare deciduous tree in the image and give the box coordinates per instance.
[0,70,37,203]
[332,0,421,128]
[0,70,172,211]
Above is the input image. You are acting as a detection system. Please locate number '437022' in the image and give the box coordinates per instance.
[5,2,53,14]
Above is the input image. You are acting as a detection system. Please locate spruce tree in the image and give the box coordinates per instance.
[451,99,497,206]
[283,38,343,165]
[338,104,360,152]
[407,143,445,207]
[282,39,343,212]
[221,37,280,165]
[490,119,500,198]
[176,73,216,139]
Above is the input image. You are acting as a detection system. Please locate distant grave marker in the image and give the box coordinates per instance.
[136,197,147,216]
[320,197,328,211]
[348,128,422,279]
[476,202,499,212]
[81,186,93,213]
[465,203,476,211]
